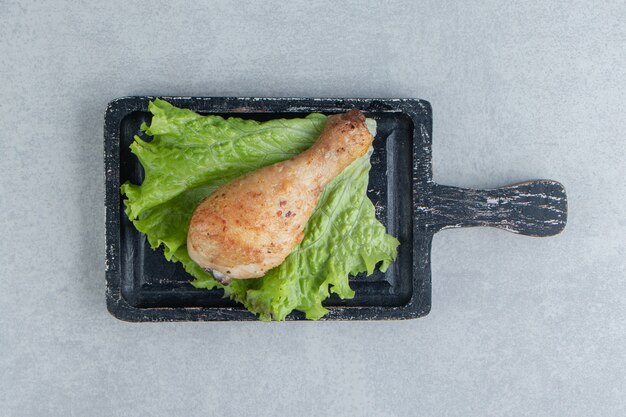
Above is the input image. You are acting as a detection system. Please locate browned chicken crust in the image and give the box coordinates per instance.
[187,109,374,281]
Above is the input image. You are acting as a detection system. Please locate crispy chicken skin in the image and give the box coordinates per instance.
[187,109,374,281]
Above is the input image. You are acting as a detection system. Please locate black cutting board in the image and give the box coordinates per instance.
[104,97,567,321]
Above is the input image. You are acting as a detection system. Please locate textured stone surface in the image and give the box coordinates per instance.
[0,1,624,416]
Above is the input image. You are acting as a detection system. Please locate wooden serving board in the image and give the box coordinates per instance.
[104,97,567,321]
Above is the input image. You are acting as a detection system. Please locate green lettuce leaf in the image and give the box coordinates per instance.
[121,98,399,320]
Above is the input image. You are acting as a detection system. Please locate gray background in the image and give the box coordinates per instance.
[1,0,624,416]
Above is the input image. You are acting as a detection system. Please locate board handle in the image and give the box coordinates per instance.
[429,180,567,236]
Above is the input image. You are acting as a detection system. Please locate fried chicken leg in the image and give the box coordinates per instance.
[187,109,374,282]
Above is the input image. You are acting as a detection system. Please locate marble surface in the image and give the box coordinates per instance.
[1,1,624,416]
